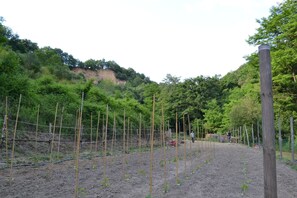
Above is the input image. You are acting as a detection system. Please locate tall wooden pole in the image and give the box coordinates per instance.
[35,105,40,154]
[175,112,179,184]
[9,94,22,184]
[74,92,84,198]
[57,106,64,153]
[259,44,277,198]
[149,95,155,195]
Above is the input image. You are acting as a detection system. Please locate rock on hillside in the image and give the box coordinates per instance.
[72,68,126,85]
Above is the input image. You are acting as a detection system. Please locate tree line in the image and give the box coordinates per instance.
[0,0,296,141]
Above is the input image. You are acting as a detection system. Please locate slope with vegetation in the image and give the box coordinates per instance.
[0,0,297,145]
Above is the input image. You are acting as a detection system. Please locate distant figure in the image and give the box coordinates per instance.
[190,131,195,143]
[227,132,231,143]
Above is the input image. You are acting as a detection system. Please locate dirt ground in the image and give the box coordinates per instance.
[1,141,297,198]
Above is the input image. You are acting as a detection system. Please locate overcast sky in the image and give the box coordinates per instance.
[0,0,283,83]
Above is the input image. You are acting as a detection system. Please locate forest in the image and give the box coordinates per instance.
[0,0,296,143]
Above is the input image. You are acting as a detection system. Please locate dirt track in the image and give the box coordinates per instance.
[1,141,297,198]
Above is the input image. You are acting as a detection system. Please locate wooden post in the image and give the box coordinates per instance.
[175,112,179,184]
[50,103,59,163]
[9,94,22,184]
[5,96,9,164]
[183,114,186,176]
[251,124,255,147]
[149,95,155,195]
[290,117,294,162]
[74,92,84,198]
[35,105,40,154]
[90,112,93,152]
[278,115,282,160]
[57,106,64,153]
[95,111,100,152]
[259,44,277,198]
[257,120,260,146]
[244,125,250,147]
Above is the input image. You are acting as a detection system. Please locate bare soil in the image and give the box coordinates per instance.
[1,141,297,198]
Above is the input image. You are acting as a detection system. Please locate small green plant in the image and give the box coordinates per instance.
[163,182,169,193]
[145,194,152,198]
[172,157,179,163]
[196,164,201,171]
[124,173,130,180]
[138,169,146,176]
[101,177,110,188]
[241,182,249,194]
[78,187,87,197]
[176,178,181,186]
[159,160,165,167]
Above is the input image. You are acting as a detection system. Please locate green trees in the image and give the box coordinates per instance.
[247,0,297,135]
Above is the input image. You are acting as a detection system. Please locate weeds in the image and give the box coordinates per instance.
[138,169,146,176]
[101,177,110,188]
[163,182,169,193]
[78,187,87,197]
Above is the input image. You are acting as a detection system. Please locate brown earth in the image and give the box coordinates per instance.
[72,68,126,85]
[1,142,297,198]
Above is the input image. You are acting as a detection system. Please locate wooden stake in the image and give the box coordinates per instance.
[57,106,64,153]
[35,105,40,154]
[103,105,108,178]
[188,114,192,169]
[183,114,186,176]
[278,115,282,160]
[161,105,167,185]
[95,111,100,152]
[9,94,22,184]
[290,117,294,162]
[149,95,155,195]
[74,92,84,198]
[111,112,116,155]
[138,113,142,164]
[127,118,130,153]
[122,110,126,177]
[5,96,8,164]
[244,125,250,147]
[251,124,255,147]
[50,103,59,163]
[175,111,179,184]
[73,110,79,152]
[90,112,93,152]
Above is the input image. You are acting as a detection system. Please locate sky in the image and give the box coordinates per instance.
[0,0,283,83]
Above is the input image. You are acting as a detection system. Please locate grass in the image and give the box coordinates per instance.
[276,151,297,171]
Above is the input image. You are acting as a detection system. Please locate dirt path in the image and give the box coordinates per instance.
[1,142,297,198]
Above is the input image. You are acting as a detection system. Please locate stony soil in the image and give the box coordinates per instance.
[1,141,297,198]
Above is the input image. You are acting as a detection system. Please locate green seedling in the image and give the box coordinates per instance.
[124,173,131,180]
[159,160,165,167]
[241,182,249,194]
[101,177,110,188]
[145,194,152,198]
[176,178,182,186]
[163,182,169,193]
[78,187,87,197]
[138,169,146,176]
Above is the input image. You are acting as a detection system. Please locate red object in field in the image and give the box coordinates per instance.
[169,140,177,147]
